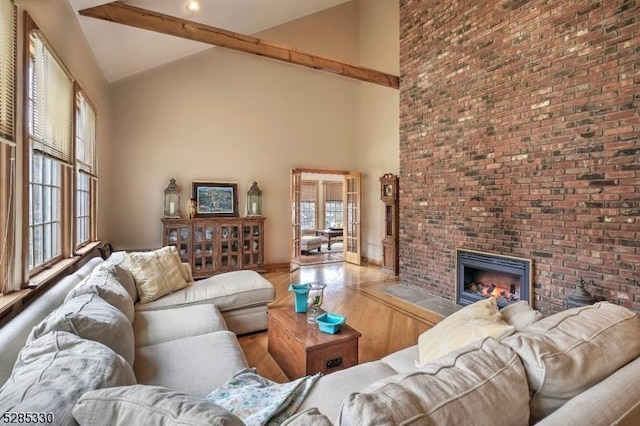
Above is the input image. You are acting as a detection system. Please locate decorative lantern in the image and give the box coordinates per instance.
[163,178,181,219]
[566,277,595,309]
[246,181,263,216]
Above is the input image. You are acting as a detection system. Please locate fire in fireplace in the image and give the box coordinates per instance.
[456,249,532,309]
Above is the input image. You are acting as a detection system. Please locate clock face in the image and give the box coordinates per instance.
[384,184,393,197]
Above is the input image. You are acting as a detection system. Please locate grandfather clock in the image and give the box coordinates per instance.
[380,173,399,275]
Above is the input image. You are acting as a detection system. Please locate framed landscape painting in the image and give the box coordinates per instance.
[192,182,239,217]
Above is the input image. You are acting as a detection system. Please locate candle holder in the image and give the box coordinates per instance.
[307,283,327,323]
[163,178,181,219]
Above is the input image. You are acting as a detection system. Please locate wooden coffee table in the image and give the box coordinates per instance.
[268,307,361,380]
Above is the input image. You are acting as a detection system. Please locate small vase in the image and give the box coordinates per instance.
[187,198,196,219]
[307,283,327,323]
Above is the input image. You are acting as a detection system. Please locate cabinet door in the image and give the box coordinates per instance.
[193,222,216,276]
[164,223,191,263]
[218,224,240,271]
[243,223,263,268]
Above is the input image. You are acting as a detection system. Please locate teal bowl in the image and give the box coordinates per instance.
[316,312,346,334]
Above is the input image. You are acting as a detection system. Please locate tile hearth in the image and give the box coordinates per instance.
[378,285,461,318]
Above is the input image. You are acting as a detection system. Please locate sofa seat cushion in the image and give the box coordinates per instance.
[73,385,244,426]
[133,304,227,347]
[503,301,640,421]
[134,331,248,397]
[66,263,135,323]
[296,361,399,422]
[29,293,135,366]
[0,331,136,426]
[339,337,530,426]
[134,270,275,313]
[380,344,419,374]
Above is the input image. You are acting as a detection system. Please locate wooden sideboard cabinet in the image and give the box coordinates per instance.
[161,217,265,279]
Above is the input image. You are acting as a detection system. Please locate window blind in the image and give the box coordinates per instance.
[29,31,73,164]
[76,90,96,175]
[324,182,343,201]
[0,0,16,146]
[301,181,317,201]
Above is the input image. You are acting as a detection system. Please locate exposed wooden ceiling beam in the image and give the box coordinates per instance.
[79,2,399,89]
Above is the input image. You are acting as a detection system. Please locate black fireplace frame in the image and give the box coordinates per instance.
[455,249,533,309]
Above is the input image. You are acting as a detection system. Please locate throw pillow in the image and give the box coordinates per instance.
[65,264,135,323]
[28,293,135,366]
[73,385,244,426]
[125,246,189,304]
[500,300,542,331]
[503,301,640,421]
[0,331,136,426]
[417,297,515,365]
[339,337,530,426]
[100,253,138,302]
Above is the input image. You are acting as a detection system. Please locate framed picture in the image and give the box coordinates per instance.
[192,182,239,217]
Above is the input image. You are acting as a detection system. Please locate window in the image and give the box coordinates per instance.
[300,181,317,231]
[0,0,16,294]
[26,19,74,273]
[324,182,343,228]
[75,90,96,248]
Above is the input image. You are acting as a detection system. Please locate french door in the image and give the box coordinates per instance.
[289,168,361,268]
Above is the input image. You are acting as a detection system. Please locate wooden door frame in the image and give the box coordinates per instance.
[290,168,351,269]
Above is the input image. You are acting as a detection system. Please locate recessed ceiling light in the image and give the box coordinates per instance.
[186,0,200,12]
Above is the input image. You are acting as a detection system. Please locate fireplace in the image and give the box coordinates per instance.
[456,249,532,309]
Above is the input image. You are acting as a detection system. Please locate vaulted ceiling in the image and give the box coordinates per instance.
[68,0,352,82]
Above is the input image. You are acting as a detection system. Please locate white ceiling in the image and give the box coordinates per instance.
[68,0,351,82]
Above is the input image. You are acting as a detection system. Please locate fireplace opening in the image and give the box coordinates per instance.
[456,249,532,309]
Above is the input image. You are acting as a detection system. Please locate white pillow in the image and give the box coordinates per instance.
[28,293,135,366]
[417,298,515,365]
[66,265,135,323]
[73,385,244,426]
[500,300,541,331]
[340,337,530,426]
[0,331,136,425]
[125,246,190,304]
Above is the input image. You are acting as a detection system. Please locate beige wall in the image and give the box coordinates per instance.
[13,0,110,281]
[357,0,400,261]
[107,3,361,263]
[106,1,399,264]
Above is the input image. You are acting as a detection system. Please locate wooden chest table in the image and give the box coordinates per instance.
[268,307,361,380]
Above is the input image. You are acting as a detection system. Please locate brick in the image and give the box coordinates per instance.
[399,0,640,316]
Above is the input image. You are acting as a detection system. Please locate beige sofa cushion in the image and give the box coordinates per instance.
[73,385,243,426]
[126,246,190,304]
[133,304,227,347]
[339,337,530,426]
[503,302,640,421]
[135,269,275,313]
[28,293,135,366]
[134,331,248,397]
[66,264,135,323]
[101,252,138,301]
[500,300,541,331]
[536,356,640,426]
[417,298,515,365]
[297,361,399,422]
[0,331,136,425]
[284,408,333,426]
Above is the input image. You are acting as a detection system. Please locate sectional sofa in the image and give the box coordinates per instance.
[0,247,639,425]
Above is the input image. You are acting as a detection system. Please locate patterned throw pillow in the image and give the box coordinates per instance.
[125,246,190,304]
[417,297,515,365]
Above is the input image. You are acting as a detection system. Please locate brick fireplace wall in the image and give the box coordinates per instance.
[399,0,639,315]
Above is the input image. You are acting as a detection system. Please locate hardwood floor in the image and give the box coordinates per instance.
[237,262,439,383]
